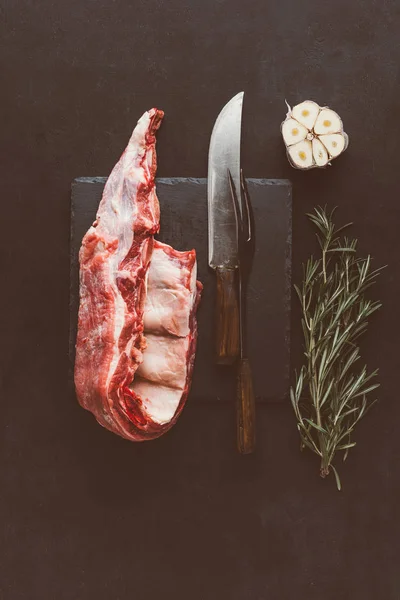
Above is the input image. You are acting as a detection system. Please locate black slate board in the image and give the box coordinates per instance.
[70,177,292,403]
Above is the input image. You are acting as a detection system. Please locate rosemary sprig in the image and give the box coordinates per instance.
[291,207,384,490]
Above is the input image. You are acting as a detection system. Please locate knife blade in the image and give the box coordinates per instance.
[208,92,244,364]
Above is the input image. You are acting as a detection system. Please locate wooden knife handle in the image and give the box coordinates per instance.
[215,267,240,364]
[237,358,256,454]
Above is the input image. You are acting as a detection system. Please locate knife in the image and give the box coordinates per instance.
[207,92,243,365]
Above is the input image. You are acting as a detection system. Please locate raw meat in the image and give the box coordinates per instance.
[74,108,202,441]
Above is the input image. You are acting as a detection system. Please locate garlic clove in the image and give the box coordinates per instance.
[287,140,314,169]
[314,108,343,135]
[312,137,329,167]
[281,118,308,146]
[292,101,320,130]
[319,133,347,158]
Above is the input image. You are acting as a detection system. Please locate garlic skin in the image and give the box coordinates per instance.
[281,100,348,169]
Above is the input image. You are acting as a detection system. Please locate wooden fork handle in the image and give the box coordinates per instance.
[237,357,256,454]
[215,267,239,365]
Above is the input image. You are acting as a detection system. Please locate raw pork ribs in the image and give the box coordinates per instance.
[75,109,202,441]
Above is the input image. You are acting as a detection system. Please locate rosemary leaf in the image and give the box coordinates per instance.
[331,465,342,491]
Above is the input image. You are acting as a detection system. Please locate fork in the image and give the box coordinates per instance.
[228,169,256,455]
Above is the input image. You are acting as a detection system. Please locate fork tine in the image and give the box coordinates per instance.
[240,169,252,243]
[227,169,243,240]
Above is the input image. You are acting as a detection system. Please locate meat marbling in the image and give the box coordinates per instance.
[74,108,202,441]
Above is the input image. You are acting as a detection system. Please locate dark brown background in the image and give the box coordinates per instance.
[1,1,400,598]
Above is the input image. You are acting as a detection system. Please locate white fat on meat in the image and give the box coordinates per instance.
[143,244,197,337]
[131,241,198,425]
[131,380,183,425]
[136,334,189,389]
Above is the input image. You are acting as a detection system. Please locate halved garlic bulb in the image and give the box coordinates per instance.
[281,100,348,169]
